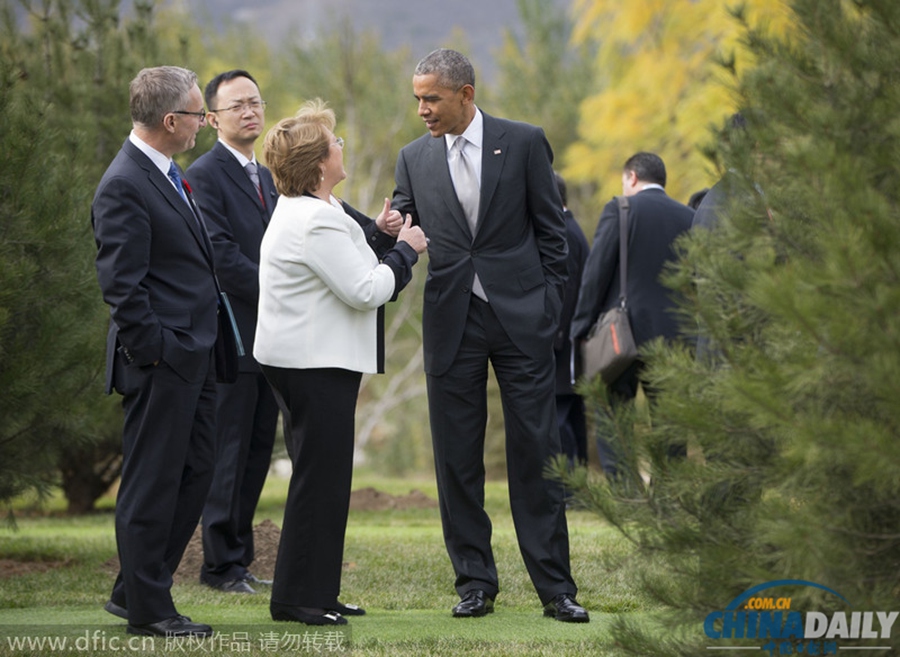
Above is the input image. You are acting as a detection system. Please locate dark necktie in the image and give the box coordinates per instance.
[167,161,189,205]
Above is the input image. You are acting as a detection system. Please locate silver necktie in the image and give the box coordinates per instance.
[450,136,487,301]
[245,161,264,205]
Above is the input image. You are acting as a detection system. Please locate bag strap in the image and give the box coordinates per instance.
[615,195,630,307]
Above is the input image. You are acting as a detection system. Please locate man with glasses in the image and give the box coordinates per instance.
[92,66,217,638]
[186,70,279,595]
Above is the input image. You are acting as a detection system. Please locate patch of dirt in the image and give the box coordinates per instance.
[173,518,281,583]
[99,488,437,583]
[0,558,71,579]
[348,487,438,511]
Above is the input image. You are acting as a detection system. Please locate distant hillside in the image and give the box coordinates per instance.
[187,0,569,80]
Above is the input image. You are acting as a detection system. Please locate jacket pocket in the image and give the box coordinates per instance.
[156,308,192,329]
[518,264,544,292]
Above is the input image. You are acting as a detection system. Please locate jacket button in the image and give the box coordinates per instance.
[462,287,469,294]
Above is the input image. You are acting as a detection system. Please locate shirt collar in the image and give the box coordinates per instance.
[445,106,483,152]
[218,139,256,167]
[129,130,171,178]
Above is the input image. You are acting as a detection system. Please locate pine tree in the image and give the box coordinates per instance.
[565,1,900,653]
[0,0,194,512]
[0,4,102,505]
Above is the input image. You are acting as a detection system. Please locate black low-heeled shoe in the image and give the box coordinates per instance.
[271,603,348,626]
[330,601,366,616]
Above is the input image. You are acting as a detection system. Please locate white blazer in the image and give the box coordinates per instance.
[254,195,396,373]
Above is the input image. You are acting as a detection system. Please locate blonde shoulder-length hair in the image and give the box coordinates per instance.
[263,98,337,197]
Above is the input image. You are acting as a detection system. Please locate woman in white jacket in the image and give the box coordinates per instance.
[255,99,427,626]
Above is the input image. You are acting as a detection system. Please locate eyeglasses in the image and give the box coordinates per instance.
[172,109,207,121]
[209,100,267,115]
[333,137,344,149]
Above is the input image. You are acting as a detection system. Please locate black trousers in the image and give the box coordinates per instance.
[201,370,279,585]
[110,353,216,625]
[426,297,576,605]
[556,393,588,466]
[260,365,361,609]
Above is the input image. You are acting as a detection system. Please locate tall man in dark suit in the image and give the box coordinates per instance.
[92,66,217,638]
[392,49,588,623]
[570,152,694,476]
[186,70,278,595]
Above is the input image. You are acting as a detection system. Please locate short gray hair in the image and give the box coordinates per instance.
[414,49,475,91]
[129,66,198,129]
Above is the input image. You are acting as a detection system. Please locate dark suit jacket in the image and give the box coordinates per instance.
[570,188,693,348]
[186,142,276,373]
[555,209,589,392]
[92,139,219,392]
[392,111,568,376]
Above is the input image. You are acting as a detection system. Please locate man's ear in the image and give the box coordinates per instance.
[460,84,475,104]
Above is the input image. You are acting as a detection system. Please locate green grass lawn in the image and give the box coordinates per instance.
[0,473,654,656]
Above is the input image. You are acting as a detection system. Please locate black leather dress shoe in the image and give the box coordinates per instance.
[271,603,348,626]
[542,594,590,623]
[127,616,213,637]
[105,601,194,624]
[103,600,128,620]
[243,573,273,586]
[217,579,256,594]
[452,589,494,618]
[330,601,366,616]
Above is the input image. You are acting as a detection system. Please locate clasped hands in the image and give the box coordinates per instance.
[375,197,428,254]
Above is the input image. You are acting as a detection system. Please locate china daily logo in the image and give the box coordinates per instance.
[704,580,897,654]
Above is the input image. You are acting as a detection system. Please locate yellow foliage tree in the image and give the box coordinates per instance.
[565,0,790,205]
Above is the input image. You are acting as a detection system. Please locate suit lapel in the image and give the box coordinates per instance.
[155,165,213,261]
[123,140,216,270]
[427,132,476,239]
[215,142,271,221]
[181,184,217,267]
[478,113,507,236]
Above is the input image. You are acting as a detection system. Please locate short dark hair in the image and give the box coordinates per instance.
[204,70,259,111]
[414,49,475,91]
[623,152,666,187]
